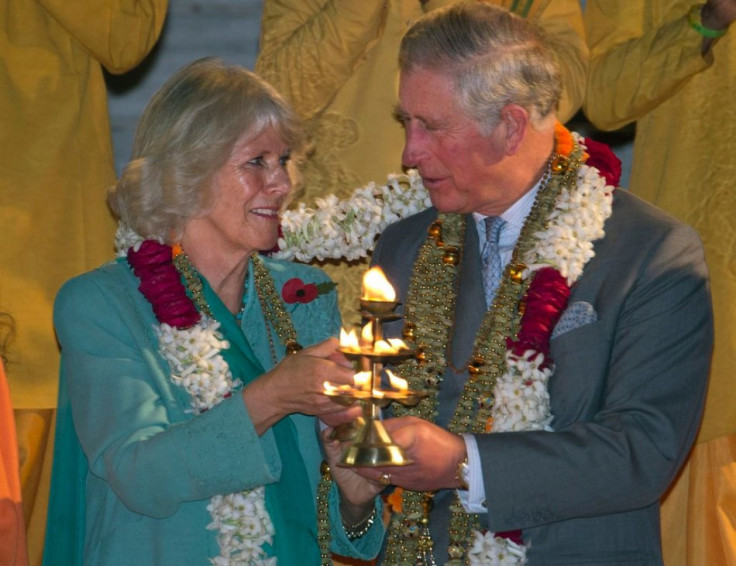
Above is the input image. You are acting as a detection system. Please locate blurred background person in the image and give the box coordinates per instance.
[254,0,589,326]
[1,313,28,566]
[42,58,383,566]
[584,1,736,564]
[0,3,167,563]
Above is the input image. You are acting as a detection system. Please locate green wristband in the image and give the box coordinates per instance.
[688,4,727,39]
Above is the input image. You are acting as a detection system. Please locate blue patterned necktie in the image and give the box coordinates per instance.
[482,216,505,307]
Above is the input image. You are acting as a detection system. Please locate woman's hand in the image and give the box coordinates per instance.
[321,428,384,526]
[242,338,359,435]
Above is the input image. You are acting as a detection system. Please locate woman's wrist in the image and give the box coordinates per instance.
[339,496,374,525]
[340,503,377,541]
[241,377,283,436]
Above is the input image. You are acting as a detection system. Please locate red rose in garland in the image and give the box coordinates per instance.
[127,240,200,328]
[506,267,570,362]
[584,137,622,187]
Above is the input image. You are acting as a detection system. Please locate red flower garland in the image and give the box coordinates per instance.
[584,137,622,187]
[506,265,570,365]
[127,240,200,329]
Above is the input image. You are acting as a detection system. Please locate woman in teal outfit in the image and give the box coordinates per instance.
[43,58,384,565]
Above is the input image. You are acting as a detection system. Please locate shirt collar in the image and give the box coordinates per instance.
[472,181,542,234]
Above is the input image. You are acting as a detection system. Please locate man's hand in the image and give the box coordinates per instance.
[354,416,468,492]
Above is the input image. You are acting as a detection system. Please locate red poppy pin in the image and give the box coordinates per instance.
[282,278,337,304]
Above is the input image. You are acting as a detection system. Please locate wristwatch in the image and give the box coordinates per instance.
[456,457,470,490]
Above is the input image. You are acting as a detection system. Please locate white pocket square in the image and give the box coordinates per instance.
[552,301,597,339]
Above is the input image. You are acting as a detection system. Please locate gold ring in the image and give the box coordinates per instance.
[379,473,392,486]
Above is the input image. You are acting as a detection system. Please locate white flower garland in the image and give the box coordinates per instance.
[472,136,614,564]
[156,319,241,413]
[491,149,614,436]
[158,316,275,565]
[118,232,276,565]
[273,170,431,262]
[468,528,527,565]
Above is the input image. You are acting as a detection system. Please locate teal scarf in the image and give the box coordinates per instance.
[202,278,320,565]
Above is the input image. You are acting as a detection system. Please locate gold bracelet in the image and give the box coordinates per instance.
[688,4,727,39]
[342,506,377,541]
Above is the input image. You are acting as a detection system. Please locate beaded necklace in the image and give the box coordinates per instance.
[381,127,613,565]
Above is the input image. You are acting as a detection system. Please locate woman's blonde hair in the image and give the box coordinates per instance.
[108,57,303,242]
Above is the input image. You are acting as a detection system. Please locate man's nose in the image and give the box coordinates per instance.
[402,124,429,169]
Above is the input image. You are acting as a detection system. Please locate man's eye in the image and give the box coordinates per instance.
[394,113,409,128]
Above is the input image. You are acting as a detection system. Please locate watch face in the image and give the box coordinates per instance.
[457,460,470,490]
[461,462,470,481]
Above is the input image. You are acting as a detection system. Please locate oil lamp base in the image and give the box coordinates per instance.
[329,417,366,442]
[337,418,411,467]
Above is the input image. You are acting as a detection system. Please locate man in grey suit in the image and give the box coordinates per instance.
[359,3,713,565]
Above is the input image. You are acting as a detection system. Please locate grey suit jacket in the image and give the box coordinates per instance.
[372,189,712,565]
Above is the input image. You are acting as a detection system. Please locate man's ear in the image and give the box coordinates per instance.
[499,104,529,155]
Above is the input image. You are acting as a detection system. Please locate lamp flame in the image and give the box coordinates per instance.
[362,267,396,302]
[353,371,371,391]
[386,369,408,391]
[388,338,409,351]
[339,327,361,353]
[361,323,373,346]
[323,380,352,394]
[373,340,396,354]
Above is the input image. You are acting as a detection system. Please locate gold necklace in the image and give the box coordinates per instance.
[174,251,302,358]
[384,143,582,565]
[251,254,303,358]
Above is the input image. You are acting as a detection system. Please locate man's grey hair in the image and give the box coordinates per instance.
[399,2,562,133]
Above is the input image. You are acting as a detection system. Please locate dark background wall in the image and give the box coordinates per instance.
[106,0,264,174]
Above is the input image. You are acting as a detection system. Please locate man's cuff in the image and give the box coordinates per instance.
[457,434,488,513]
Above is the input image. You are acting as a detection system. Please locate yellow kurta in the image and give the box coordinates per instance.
[0,0,168,408]
[256,0,588,325]
[584,2,736,564]
[0,3,167,563]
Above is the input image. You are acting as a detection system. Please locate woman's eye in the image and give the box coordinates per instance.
[247,156,265,167]
[279,153,291,167]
